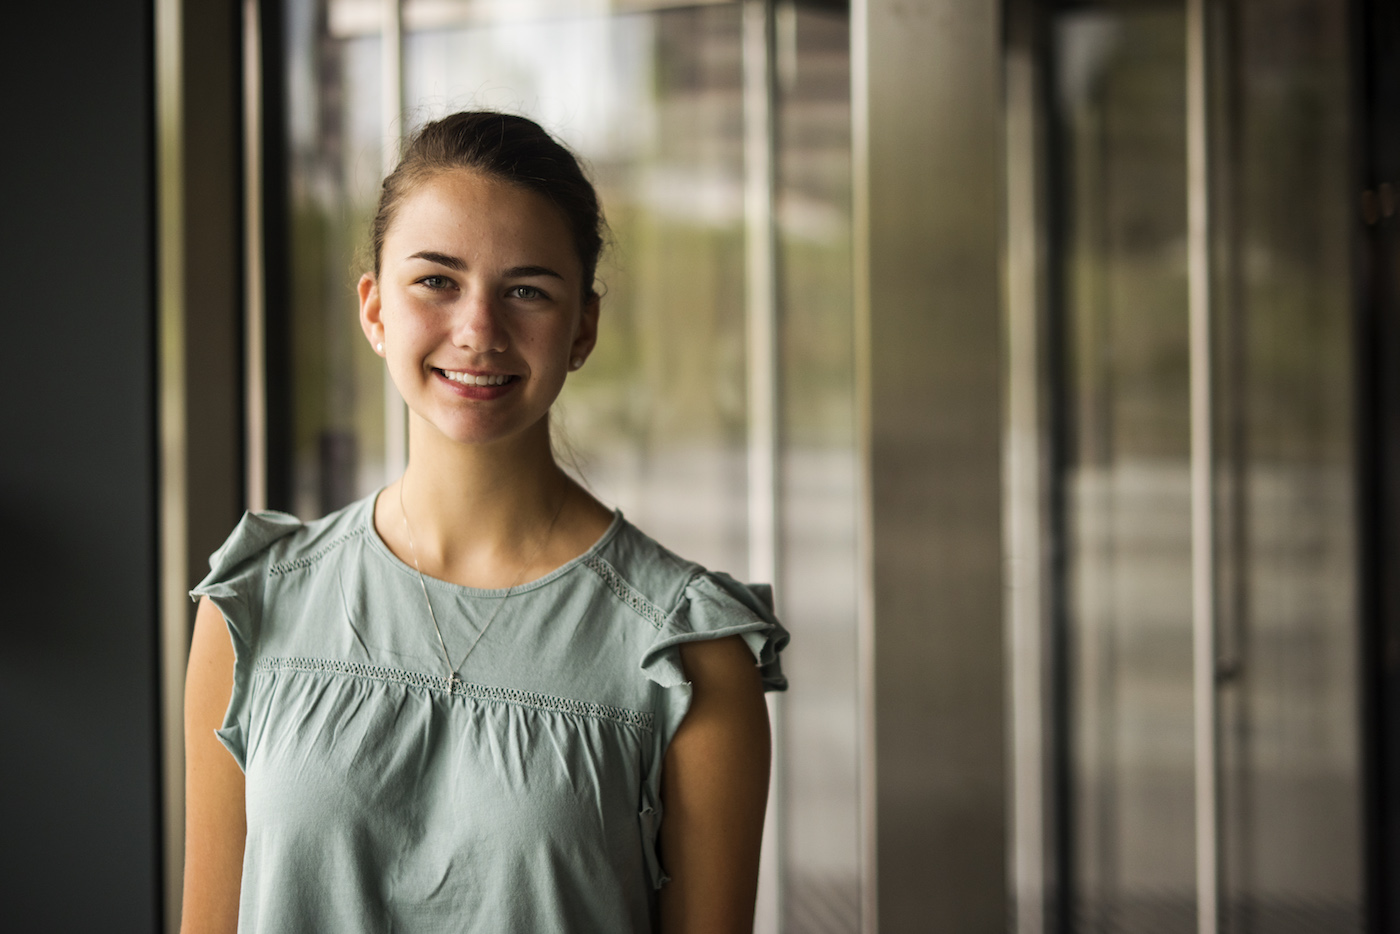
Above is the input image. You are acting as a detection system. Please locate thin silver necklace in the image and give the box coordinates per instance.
[398,478,567,691]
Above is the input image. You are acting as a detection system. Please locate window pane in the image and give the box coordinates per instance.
[1214,0,1362,928]
[777,5,859,931]
[1048,2,1364,931]
[285,0,390,518]
[402,3,749,569]
[1051,5,1196,930]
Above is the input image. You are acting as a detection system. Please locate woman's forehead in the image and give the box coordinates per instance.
[385,169,579,269]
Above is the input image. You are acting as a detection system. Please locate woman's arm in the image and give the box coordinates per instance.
[181,596,246,934]
[658,635,772,934]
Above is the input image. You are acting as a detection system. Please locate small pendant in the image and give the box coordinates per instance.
[448,672,460,692]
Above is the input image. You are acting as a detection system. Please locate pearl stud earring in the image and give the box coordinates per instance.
[570,357,584,370]
[376,342,384,353]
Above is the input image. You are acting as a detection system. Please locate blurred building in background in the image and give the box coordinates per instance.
[4,0,1398,932]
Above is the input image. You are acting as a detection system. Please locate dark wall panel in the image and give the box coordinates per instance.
[0,2,161,930]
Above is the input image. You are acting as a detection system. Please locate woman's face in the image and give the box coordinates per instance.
[359,169,598,449]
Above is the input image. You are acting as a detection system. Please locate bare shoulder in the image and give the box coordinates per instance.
[678,636,765,694]
[182,596,245,934]
[670,635,769,769]
[187,597,236,718]
[659,636,770,934]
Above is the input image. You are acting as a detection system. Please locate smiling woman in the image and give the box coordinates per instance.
[360,168,596,448]
[181,112,788,934]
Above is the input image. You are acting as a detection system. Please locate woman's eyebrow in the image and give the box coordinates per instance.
[405,253,563,281]
[504,265,564,280]
[408,250,467,270]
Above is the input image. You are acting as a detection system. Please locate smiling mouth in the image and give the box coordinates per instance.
[437,369,518,387]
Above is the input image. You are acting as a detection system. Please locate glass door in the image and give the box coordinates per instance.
[1035,0,1364,930]
[1052,4,1196,928]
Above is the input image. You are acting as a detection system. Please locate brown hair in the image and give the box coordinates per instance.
[370,111,606,298]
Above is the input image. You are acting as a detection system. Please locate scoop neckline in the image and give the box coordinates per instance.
[363,487,626,598]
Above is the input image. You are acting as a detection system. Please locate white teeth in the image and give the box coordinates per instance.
[443,370,510,387]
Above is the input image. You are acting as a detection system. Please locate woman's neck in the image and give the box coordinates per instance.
[377,413,611,589]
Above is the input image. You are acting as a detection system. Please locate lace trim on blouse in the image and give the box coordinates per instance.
[253,656,654,731]
[267,528,366,576]
[582,554,669,631]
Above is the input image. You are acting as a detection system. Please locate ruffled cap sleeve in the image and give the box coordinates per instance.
[188,509,302,769]
[636,570,789,888]
[639,570,789,692]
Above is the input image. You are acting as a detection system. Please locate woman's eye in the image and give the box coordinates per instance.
[508,285,546,300]
[418,275,453,290]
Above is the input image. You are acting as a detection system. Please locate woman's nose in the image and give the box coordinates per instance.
[452,290,509,352]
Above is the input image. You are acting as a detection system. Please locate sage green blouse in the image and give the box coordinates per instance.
[191,492,787,933]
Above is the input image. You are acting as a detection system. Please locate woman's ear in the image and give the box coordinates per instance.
[570,292,601,368]
[358,273,384,355]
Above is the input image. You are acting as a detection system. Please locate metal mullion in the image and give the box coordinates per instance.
[850,0,876,924]
[1005,0,1056,930]
[743,1,782,931]
[1187,1,1221,932]
[156,4,187,927]
[245,0,267,513]
[743,6,778,581]
[382,0,407,478]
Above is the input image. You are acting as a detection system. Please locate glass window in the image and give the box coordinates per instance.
[776,4,860,930]
[401,1,750,568]
[277,4,860,931]
[1046,1,1362,930]
[1052,5,1197,928]
[1212,0,1362,928]
[284,0,389,517]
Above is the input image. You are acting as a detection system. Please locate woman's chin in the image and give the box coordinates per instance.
[412,408,553,452]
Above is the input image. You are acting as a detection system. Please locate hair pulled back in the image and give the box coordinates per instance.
[370,111,606,298]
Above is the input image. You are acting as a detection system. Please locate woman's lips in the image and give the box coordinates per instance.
[433,368,520,399]
[440,369,513,387]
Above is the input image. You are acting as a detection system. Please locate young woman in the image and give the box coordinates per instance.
[182,112,787,934]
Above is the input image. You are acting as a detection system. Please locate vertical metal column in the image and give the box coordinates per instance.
[159,1,246,928]
[849,4,877,927]
[156,5,189,926]
[382,0,407,478]
[742,2,783,931]
[245,0,267,512]
[1186,1,1220,932]
[852,0,1007,929]
[158,1,246,926]
[1005,0,1055,929]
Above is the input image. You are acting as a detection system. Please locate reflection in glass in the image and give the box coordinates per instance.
[285,0,389,519]
[776,6,859,932]
[402,4,749,570]
[1053,5,1196,930]
[1213,0,1362,928]
[1048,1,1363,930]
